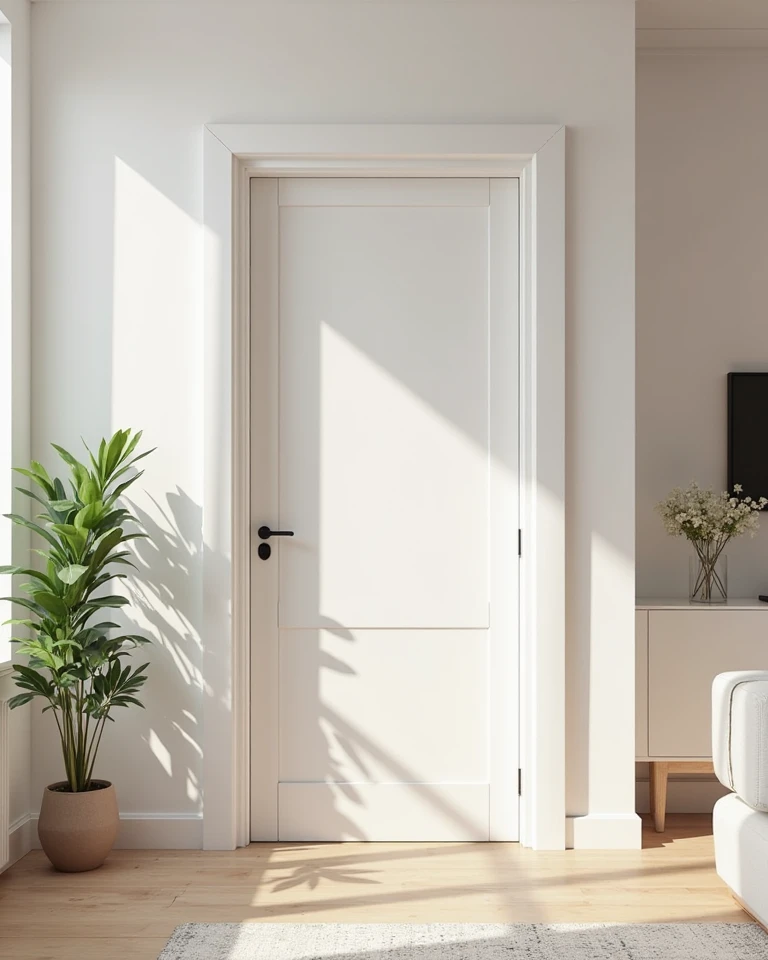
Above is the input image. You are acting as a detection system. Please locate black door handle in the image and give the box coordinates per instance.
[258,526,294,540]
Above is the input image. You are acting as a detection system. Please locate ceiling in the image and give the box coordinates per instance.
[637,0,768,30]
[15,0,768,18]
[16,0,768,35]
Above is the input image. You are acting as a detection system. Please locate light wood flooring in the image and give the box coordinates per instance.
[0,815,750,960]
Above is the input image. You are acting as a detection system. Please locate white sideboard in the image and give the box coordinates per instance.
[636,599,768,830]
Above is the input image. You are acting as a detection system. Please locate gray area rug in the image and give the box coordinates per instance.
[157,922,766,959]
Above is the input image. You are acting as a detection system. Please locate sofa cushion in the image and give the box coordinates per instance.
[714,792,768,928]
[713,671,768,811]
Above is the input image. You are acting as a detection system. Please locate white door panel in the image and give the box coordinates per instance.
[251,177,520,842]
[278,204,489,628]
[278,630,489,784]
[278,783,489,842]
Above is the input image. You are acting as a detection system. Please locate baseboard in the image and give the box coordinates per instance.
[28,812,203,850]
[566,813,642,850]
[115,813,203,849]
[636,778,729,814]
[3,813,33,872]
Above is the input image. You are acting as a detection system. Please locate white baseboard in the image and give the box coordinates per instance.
[27,813,203,850]
[566,813,642,849]
[3,813,33,872]
[115,813,203,849]
[635,778,729,814]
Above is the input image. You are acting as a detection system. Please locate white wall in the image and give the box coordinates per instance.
[0,0,29,665]
[0,0,31,867]
[637,50,768,599]
[30,0,636,847]
[0,23,12,668]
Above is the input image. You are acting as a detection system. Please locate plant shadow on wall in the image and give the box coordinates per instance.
[106,155,206,824]
[120,488,204,813]
[0,430,156,871]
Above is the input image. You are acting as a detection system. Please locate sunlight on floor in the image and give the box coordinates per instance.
[0,816,750,960]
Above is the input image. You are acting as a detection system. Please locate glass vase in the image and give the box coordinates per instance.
[689,550,728,604]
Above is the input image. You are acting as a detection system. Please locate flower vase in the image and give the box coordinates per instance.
[689,550,728,604]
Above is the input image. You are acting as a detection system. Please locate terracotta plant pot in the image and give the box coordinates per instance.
[38,780,119,872]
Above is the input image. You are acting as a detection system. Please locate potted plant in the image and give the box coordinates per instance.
[657,481,767,603]
[1,429,153,871]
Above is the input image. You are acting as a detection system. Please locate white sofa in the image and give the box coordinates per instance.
[713,670,768,930]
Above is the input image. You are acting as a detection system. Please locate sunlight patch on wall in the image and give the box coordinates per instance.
[111,157,204,814]
[148,729,172,778]
[110,155,203,665]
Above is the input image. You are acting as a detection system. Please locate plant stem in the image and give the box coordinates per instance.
[83,716,108,788]
[77,679,85,783]
[61,695,75,790]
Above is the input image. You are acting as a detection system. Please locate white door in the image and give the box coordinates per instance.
[250,177,519,842]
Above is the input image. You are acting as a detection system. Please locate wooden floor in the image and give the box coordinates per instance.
[0,816,749,960]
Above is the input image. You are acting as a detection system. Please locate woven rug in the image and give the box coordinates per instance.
[157,922,765,959]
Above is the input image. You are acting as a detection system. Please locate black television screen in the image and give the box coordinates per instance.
[728,373,768,504]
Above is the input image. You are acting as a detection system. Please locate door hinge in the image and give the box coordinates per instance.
[518,529,522,558]
[518,768,522,796]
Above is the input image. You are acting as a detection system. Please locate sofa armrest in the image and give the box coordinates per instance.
[713,671,768,808]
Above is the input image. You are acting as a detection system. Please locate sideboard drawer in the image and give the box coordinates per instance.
[648,610,768,757]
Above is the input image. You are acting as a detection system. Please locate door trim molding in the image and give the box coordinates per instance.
[202,124,566,851]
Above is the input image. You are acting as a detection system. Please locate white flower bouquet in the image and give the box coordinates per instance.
[657,482,767,602]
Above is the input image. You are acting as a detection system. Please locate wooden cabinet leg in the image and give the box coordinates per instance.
[649,761,669,833]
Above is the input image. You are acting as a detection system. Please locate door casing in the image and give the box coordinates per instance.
[201,124,566,851]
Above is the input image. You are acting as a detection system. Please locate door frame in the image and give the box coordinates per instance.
[202,124,566,851]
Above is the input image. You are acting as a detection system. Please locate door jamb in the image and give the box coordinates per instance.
[202,124,566,851]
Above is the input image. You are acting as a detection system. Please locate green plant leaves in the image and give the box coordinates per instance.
[45,500,77,525]
[5,514,62,551]
[13,463,55,499]
[56,564,88,585]
[2,595,47,618]
[7,693,35,709]
[0,566,56,592]
[50,523,89,556]
[90,527,124,570]
[74,501,104,530]
[78,477,99,505]
[85,595,130,609]
[3,428,155,790]
[110,448,156,487]
[12,663,56,696]
[122,430,143,462]
[105,471,144,508]
[104,432,127,478]
[33,592,69,617]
